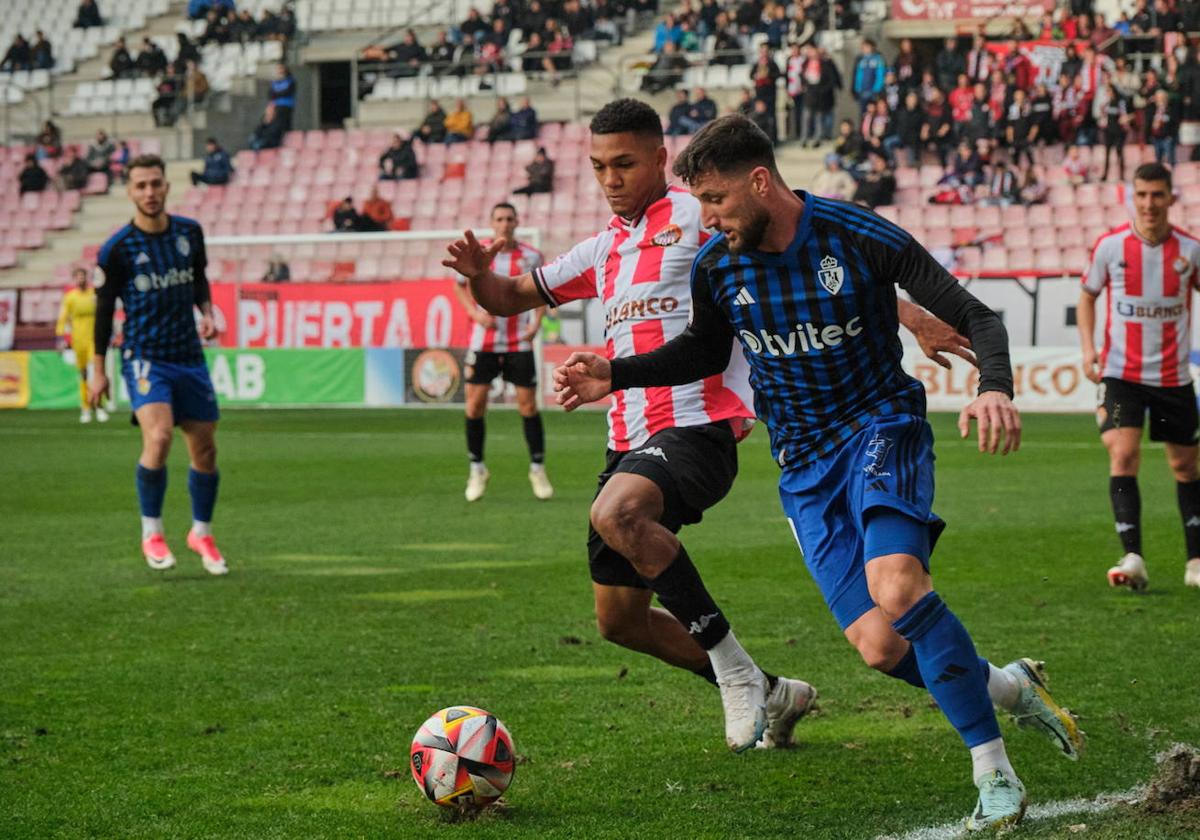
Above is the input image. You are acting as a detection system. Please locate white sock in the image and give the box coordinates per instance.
[470,461,487,474]
[529,462,545,473]
[969,737,1017,784]
[141,516,163,539]
[987,662,1021,711]
[706,630,757,683]
[191,520,212,538]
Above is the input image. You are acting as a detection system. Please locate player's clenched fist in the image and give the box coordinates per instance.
[553,352,612,411]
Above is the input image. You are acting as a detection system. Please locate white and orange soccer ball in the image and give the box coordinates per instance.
[410,705,515,808]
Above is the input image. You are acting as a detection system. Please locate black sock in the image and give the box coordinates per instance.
[1178,480,1200,558]
[642,546,730,651]
[1110,475,1141,555]
[763,670,778,691]
[693,663,718,685]
[522,414,545,464]
[466,417,485,463]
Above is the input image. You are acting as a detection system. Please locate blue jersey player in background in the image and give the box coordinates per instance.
[90,154,228,576]
[553,116,1085,832]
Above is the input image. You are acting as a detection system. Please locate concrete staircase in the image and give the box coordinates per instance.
[7,158,197,287]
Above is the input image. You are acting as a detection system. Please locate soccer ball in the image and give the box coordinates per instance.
[410,705,515,808]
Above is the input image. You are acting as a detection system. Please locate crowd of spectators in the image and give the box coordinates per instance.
[410,96,540,144]
[802,8,1200,211]
[16,128,130,195]
[187,0,296,44]
[1,31,55,72]
[360,0,652,92]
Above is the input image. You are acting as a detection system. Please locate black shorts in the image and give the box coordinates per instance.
[464,350,536,388]
[1097,377,1200,445]
[587,421,738,588]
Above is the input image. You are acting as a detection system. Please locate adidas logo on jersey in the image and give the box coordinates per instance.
[135,252,151,265]
[738,316,862,357]
[633,446,668,461]
[733,287,756,305]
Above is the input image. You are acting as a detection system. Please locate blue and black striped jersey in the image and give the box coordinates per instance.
[94,215,210,366]
[694,194,927,466]
[610,191,1013,469]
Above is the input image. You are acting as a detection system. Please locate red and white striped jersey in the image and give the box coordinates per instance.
[1083,223,1200,387]
[532,187,756,451]
[457,240,545,353]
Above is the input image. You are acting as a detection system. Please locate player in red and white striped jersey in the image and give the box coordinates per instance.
[448,100,974,753]
[452,202,551,502]
[1078,162,1200,590]
[446,99,820,754]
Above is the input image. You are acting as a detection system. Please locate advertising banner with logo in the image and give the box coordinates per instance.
[891,0,1052,20]
[405,347,468,405]
[208,281,472,350]
[984,40,1090,89]
[0,351,30,408]
[903,346,1098,413]
[0,290,16,351]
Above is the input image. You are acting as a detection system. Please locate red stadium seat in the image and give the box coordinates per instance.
[981,247,1009,271]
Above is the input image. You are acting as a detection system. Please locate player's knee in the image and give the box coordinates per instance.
[193,440,217,470]
[590,496,646,556]
[595,611,635,647]
[144,426,173,456]
[853,635,907,672]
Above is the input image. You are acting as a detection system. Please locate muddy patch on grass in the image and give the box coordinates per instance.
[1139,743,1200,815]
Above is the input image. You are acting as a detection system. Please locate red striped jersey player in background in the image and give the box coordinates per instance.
[1078,162,1200,592]
[452,201,553,503]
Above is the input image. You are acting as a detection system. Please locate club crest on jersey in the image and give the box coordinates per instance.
[818,255,844,295]
[651,224,683,247]
[176,236,190,258]
[816,255,844,295]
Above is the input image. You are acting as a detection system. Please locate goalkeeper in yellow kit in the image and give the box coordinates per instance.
[56,267,109,423]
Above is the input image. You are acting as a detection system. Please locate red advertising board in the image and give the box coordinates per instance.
[209,280,473,349]
[890,0,1051,21]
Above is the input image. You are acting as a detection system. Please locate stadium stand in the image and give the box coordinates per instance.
[161,125,702,282]
[0,0,171,102]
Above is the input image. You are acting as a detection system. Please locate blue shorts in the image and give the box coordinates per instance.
[779,414,944,631]
[122,358,220,424]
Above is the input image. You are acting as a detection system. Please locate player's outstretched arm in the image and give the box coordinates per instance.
[897,298,976,369]
[443,230,545,316]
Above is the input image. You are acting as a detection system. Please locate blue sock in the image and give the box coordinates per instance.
[886,646,994,694]
[188,468,219,523]
[891,592,1000,748]
[136,464,167,518]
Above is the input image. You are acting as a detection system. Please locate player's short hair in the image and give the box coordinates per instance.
[671,114,779,185]
[127,154,166,175]
[491,202,517,217]
[1133,162,1173,190]
[589,98,663,141]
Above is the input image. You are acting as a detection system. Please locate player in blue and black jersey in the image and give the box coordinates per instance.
[553,116,1085,832]
[90,154,228,576]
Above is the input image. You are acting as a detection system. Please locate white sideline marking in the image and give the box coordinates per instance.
[876,788,1142,840]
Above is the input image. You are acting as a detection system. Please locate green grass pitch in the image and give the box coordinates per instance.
[2,408,1198,839]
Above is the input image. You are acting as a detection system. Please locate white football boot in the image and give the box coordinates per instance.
[758,677,818,748]
[718,668,768,752]
[96,407,110,422]
[465,466,489,502]
[528,465,553,500]
[79,409,93,424]
[965,770,1027,832]
[1107,552,1148,591]
[1185,558,1200,588]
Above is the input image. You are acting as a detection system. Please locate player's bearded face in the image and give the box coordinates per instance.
[693,171,770,254]
[127,168,169,218]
